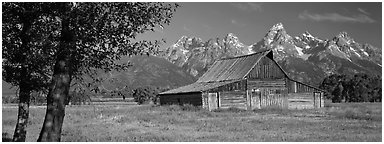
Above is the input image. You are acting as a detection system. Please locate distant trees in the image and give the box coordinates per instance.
[320,73,381,103]
[132,86,170,105]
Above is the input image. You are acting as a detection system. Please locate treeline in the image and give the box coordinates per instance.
[132,86,170,105]
[2,85,172,105]
[320,73,381,103]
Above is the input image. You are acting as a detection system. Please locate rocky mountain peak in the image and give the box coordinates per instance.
[303,31,314,38]
[161,33,252,77]
[270,22,285,31]
[337,31,349,38]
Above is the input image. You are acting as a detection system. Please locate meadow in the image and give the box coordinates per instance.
[2,102,382,142]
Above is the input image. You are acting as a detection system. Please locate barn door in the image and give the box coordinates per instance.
[260,88,285,109]
[251,89,261,110]
[314,92,321,108]
[208,93,218,111]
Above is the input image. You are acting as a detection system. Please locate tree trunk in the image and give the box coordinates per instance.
[37,53,72,142]
[37,16,73,142]
[12,14,33,142]
[12,81,31,142]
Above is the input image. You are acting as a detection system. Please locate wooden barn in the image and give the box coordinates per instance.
[159,49,324,111]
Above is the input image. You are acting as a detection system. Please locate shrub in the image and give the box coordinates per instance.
[2,95,18,104]
[132,87,160,105]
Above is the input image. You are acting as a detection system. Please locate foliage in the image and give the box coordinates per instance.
[132,86,158,104]
[320,73,381,103]
[3,2,180,142]
[30,91,47,105]
[2,95,19,104]
[132,86,171,105]
[2,2,57,91]
[67,86,91,105]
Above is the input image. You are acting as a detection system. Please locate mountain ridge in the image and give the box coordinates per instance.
[161,22,381,86]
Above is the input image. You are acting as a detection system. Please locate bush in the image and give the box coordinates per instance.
[30,91,47,105]
[2,95,18,104]
[132,86,160,105]
[67,90,91,105]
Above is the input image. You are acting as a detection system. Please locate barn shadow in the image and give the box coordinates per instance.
[2,132,12,142]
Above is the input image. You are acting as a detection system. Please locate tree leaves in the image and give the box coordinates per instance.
[320,73,382,103]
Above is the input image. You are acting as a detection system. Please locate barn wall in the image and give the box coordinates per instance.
[247,80,288,109]
[285,79,325,109]
[219,91,247,110]
[159,92,202,106]
[247,56,286,80]
[202,92,209,109]
[260,88,288,109]
[288,92,325,109]
[288,93,315,109]
[208,80,247,92]
[286,79,317,93]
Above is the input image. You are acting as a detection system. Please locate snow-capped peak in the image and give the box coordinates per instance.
[303,31,314,39]
[270,23,284,31]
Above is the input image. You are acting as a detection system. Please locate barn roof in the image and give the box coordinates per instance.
[197,49,271,83]
[159,80,240,95]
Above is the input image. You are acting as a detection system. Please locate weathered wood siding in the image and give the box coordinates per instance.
[219,91,247,110]
[258,88,288,109]
[202,92,208,109]
[247,80,286,89]
[286,79,315,93]
[159,92,202,106]
[288,93,315,109]
[285,79,325,109]
[247,80,288,109]
[247,56,286,80]
[314,92,324,108]
[207,80,247,92]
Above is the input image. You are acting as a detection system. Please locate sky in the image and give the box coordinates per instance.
[138,2,382,49]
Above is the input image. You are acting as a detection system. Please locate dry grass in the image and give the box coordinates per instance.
[2,102,382,142]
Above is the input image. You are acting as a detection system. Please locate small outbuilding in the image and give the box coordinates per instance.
[159,49,324,111]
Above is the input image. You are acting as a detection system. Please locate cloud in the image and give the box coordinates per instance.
[357,8,370,15]
[232,3,263,12]
[298,10,375,23]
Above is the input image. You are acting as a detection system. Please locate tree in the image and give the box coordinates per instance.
[331,83,343,103]
[36,2,179,141]
[2,3,59,141]
[132,86,160,105]
[320,73,382,103]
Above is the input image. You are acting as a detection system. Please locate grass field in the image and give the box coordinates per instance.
[2,102,382,142]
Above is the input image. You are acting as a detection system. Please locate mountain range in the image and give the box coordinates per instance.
[2,23,381,95]
[160,23,381,86]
